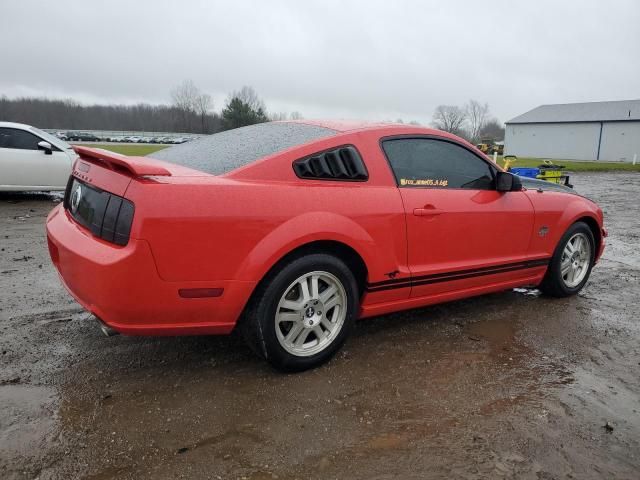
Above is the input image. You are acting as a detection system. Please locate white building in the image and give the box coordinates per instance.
[505,99,640,162]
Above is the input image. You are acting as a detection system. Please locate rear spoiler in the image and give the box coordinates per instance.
[73,146,171,177]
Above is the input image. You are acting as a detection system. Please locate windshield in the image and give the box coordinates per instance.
[149,122,337,175]
[30,126,73,150]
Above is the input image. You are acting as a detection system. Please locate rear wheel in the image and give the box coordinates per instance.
[241,254,358,372]
[540,222,595,297]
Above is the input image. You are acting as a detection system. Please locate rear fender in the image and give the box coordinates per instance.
[235,212,376,282]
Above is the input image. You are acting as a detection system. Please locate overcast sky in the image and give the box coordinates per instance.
[1,0,639,124]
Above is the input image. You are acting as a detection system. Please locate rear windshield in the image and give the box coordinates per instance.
[149,122,337,175]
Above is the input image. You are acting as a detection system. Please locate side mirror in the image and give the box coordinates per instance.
[38,141,53,155]
[496,171,522,192]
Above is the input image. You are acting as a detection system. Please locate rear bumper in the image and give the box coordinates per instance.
[46,204,255,335]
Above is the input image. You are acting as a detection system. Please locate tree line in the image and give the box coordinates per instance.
[1,82,504,140]
[0,82,298,134]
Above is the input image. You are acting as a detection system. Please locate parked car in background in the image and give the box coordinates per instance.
[67,131,101,142]
[46,121,606,371]
[0,122,77,191]
[54,131,68,141]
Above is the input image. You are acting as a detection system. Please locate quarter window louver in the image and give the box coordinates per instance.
[293,146,368,181]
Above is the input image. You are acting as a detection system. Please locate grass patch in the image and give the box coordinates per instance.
[497,156,640,172]
[80,144,169,156]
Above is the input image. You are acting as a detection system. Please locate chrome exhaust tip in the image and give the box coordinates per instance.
[95,317,119,337]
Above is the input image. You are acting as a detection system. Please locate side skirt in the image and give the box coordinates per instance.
[359,271,546,319]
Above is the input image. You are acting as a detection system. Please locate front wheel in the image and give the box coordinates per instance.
[241,254,359,372]
[540,221,595,297]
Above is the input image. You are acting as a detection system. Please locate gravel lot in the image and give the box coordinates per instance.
[1,173,639,479]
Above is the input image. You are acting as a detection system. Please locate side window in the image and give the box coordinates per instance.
[0,128,12,148]
[7,129,42,150]
[0,128,43,150]
[382,138,495,190]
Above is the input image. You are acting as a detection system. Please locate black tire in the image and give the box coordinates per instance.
[540,221,595,297]
[240,253,359,372]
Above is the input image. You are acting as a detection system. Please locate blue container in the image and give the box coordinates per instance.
[510,167,540,178]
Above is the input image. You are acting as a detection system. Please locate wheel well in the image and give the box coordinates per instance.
[577,216,602,254]
[264,240,369,297]
[234,240,369,335]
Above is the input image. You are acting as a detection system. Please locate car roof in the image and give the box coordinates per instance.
[0,121,35,130]
[283,119,454,137]
[151,120,485,176]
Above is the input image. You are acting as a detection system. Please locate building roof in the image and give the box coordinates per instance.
[506,99,640,124]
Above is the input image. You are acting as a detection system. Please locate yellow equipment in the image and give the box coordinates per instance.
[476,139,504,155]
[503,155,517,170]
[476,143,490,153]
[537,160,571,185]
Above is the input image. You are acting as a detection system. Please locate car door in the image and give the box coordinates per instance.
[381,136,535,299]
[0,127,70,189]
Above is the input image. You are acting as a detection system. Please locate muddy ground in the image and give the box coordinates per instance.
[1,173,639,480]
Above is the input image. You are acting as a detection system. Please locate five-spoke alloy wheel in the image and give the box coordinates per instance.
[241,253,358,372]
[541,221,596,297]
[559,232,592,288]
[275,271,347,357]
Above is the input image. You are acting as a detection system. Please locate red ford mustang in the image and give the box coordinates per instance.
[46,121,606,371]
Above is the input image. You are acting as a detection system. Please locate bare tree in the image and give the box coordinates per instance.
[171,80,200,131]
[269,112,288,121]
[193,92,213,133]
[235,86,266,113]
[431,105,467,135]
[269,111,304,121]
[479,118,505,141]
[465,100,490,143]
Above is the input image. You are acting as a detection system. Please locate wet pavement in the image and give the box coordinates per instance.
[1,173,639,479]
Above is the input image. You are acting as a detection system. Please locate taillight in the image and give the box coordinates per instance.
[65,177,135,246]
[114,199,134,246]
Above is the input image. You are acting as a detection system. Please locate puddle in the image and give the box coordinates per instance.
[464,316,519,359]
[0,384,59,457]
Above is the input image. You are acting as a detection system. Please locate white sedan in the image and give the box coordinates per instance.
[0,122,77,191]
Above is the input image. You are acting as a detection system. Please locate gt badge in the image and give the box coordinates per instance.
[538,226,549,237]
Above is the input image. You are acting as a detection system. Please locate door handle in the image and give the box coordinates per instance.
[413,205,443,216]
